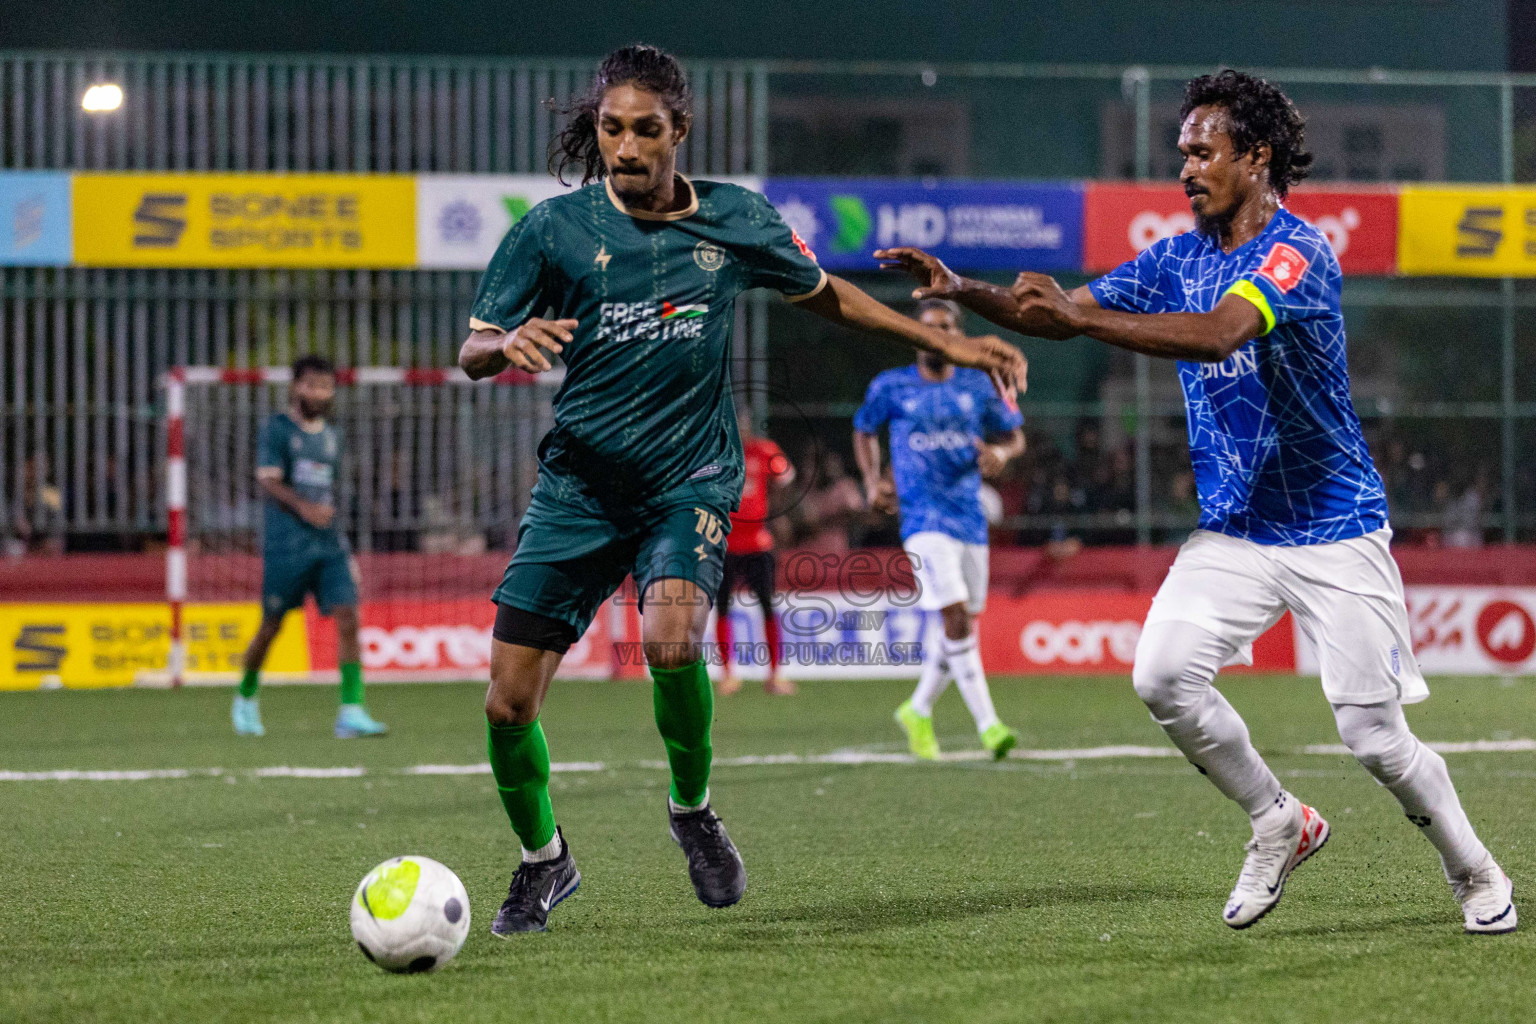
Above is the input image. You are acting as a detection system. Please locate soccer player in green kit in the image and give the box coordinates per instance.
[232,354,387,739]
[459,44,1026,935]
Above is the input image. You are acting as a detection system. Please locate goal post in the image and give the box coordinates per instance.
[159,364,638,688]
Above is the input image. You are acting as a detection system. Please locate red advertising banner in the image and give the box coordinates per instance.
[1365,587,1536,675]
[304,597,624,680]
[976,592,1297,675]
[298,589,1299,681]
[1083,183,1399,275]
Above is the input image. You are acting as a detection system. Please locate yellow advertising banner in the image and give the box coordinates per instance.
[72,174,416,268]
[0,603,308,690]
[1398,187,1536,277]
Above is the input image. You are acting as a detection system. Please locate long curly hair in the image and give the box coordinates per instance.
[549,44,693,187]
[1180,69,1313,198]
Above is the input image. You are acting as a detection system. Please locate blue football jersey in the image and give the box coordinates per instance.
[853,365,1023,545]
[1088,207,1387,546]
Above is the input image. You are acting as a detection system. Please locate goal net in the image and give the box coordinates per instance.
[162,365,638,686]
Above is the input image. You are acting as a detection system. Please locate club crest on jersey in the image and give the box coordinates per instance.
[1257,243,1308,293]
[693,241,726,271]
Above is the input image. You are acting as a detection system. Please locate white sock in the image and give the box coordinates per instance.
[669,788,709,814]
[522,831,563,863]
[909,641,949,717]
[1133,621,1283,817]
[1251,789,1300,837]
[1390,747,1489,879]
[942,633,999,733]
[1334,701,1489,880]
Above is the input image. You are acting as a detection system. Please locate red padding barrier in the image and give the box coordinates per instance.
[7,544,1536,602]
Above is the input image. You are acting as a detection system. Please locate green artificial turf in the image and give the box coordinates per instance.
[2,675,1534,1023]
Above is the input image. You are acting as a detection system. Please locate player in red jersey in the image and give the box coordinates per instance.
[716,408,797,697]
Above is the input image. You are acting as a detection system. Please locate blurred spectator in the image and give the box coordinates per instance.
[66,455,142,553]
[793,450,868,553]
[1438,473,1486,549]
[7,455,65,556]
[1168,469,1199,520]
[370,449,419,552]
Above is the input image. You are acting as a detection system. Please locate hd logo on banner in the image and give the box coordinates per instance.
[1398,187,1536,277]
[72,174,417,268]
[763,179,1084,272]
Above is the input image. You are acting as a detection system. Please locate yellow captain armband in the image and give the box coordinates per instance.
[1224,279,1276,335]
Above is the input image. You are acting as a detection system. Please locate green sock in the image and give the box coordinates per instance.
[237,668,259,699]
[339,661,364,706]
[651,660,713,808]
[486,719,557,851]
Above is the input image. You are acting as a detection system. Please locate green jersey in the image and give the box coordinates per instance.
[257,411,345,555]
[469,176,825,524]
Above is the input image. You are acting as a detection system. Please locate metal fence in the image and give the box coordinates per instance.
[2,51,1535,549]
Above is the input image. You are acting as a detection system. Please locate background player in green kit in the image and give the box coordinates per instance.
[231,354,388,740]
[459,44,1026,936]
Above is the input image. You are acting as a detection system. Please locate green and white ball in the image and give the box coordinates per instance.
[351,855,470,973]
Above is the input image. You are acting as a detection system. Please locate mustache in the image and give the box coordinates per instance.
[1184,184,1208,197]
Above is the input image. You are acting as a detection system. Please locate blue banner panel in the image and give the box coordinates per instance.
[762,178,1084,273]
[0,172,71,266]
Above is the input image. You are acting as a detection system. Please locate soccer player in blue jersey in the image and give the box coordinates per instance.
[879,70,1514,934]
[853,299,1026,761]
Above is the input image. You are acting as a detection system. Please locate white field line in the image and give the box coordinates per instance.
[1301,738,1536,756]
[3,740,1531,782]
[403,762,604,776]
[247,766,367,778]
[0,767,222,782]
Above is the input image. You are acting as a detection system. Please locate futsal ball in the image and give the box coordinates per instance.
[350,855,471,973]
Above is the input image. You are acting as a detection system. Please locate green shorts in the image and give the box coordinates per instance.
[262,546,358,617]
[494,500,730,638]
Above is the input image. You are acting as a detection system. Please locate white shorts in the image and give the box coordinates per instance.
[1144,528,1428,706]
[903,531,989,614]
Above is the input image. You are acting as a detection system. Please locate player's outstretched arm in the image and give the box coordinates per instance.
[876,246,1091,341]
[458,318,576,380]
[798,275,1027,399]
[1010,273,1264,363]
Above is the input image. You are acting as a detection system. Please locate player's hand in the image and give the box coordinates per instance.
[939,333,1028,405]
[300,501,336,529]
[1009,273,1081,335]
[503,318,576,373]
[875,247,964,300]
[976,440,1008,479]
[864,477,898,515]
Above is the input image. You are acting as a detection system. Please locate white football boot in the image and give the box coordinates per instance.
[1452,856,1517,935]
[1223,801,1330,929]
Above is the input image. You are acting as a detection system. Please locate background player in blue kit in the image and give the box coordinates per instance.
[233,354,387,740]
[879,70,1515,935]
[854,299,1026,761]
